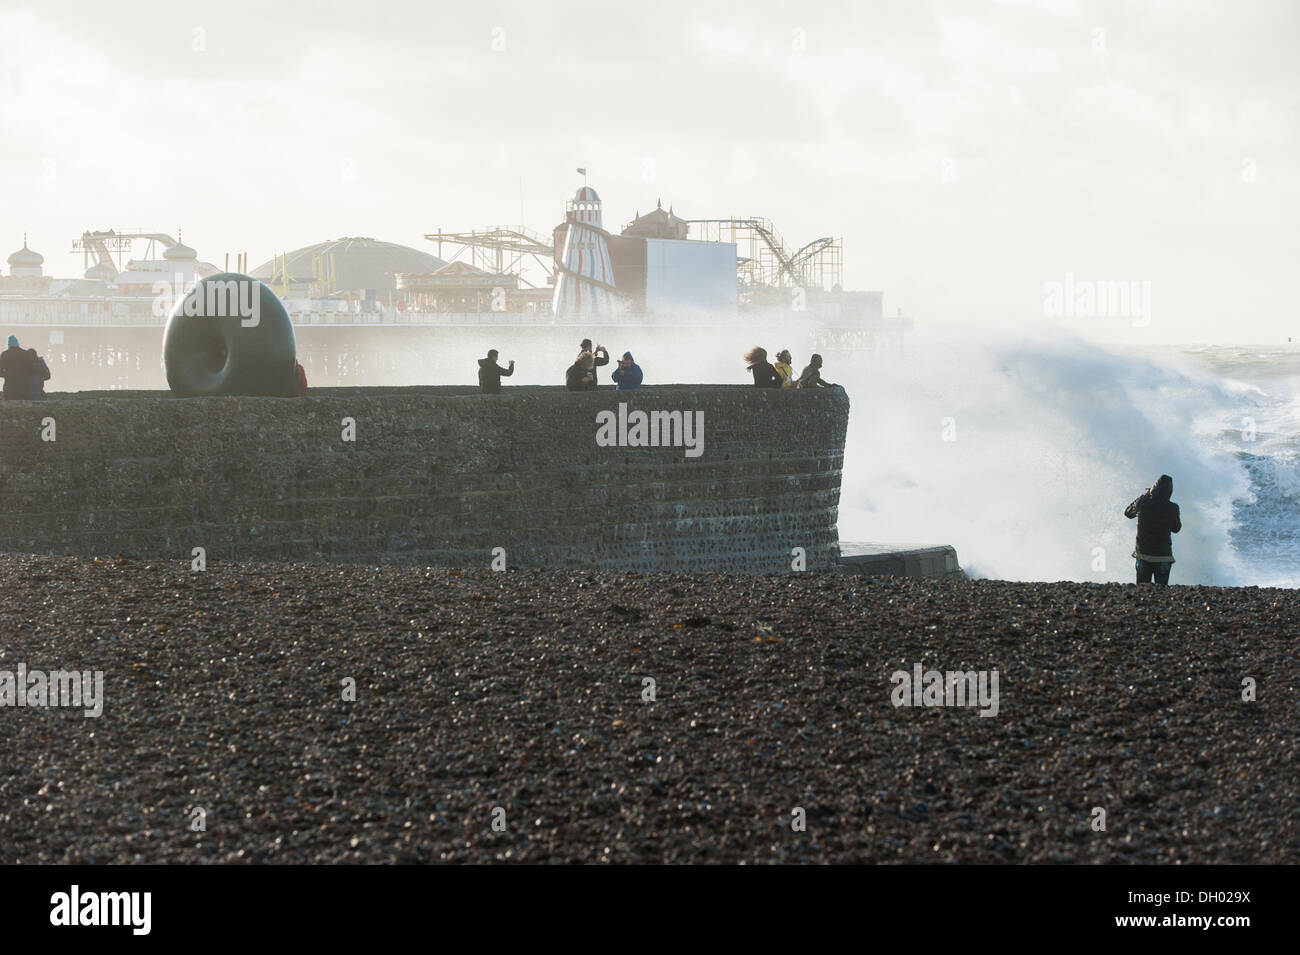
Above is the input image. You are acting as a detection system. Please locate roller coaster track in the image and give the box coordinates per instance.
[685,218,837,289]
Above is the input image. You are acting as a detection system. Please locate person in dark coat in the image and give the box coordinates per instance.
[566,351,596,390]
[796,353,835,389]
[0,335,35,400]
[611,352,642,390]
[744,346,781,388]
[26,348,50,399]
[478,349,514,393]
[1124,474,1182,585]
[579,339,609,385]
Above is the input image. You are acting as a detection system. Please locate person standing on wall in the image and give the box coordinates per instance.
[611,351,642,390]
[478,349,515,393]
[0,335,35,400]
[566,351,596,390]
[744,346,782,388]
[774,349,795,388]
[580,338,609,385]
[796,354,836,389]
[26,347,51,399]
[1124,474,1181,585]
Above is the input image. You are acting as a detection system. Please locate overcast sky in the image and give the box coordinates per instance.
[2,0,1296,341]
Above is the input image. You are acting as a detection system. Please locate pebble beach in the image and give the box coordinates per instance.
[1,553,1295,864]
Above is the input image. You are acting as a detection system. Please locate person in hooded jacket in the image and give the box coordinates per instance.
[0,335,35,400]
[611,351,642,390]
[27,348,51,399]
[1124,474,1181,585]
[477,349,515,393]
[744,346,781,388]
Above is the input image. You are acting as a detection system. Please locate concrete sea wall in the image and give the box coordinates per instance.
[839,543,966,579]
[0,385,849,572]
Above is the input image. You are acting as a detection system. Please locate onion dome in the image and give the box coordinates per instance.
[7,239,43,268]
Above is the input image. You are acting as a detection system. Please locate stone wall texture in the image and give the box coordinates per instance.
[0,385,849,572]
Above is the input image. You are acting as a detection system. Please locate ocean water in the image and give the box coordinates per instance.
[834,328,1300,588]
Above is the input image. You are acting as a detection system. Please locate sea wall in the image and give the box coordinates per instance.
[0,385,849,572]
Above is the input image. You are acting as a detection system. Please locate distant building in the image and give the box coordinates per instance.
[621,200,688,240]
[2,237,50,293]
[550,188,736,318]
[397,261,518,313]
[252,237,444,300]
[613,201,735,316]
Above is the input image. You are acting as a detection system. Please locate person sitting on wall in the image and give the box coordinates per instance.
[579,338,609,385]
[295,361,308,397]
[611,351,642,391]
[26,347,51,400]
[774,349,795,388]
[744,346,782,388]
[0,335,35,400]
[566,351,596,391]
[478,349,515,394]
[796,353,836,389]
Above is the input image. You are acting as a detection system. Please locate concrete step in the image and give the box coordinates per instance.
[839,541,966,579]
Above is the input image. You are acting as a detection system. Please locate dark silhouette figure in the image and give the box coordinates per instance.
[744,346,781,388]
[1124,474,1182,585]
[796,354,835,389]
[27,348,50,399]
[579,339,609,385]
[0,335,36,400]
[478,349,514,393]
[566,351,596,390]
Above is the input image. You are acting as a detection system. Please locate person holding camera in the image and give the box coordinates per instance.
[1124,474,1181,585]
[579,338,609,386]
[477,349,515,394]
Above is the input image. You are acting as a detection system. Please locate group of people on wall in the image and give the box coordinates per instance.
[478,338,645,394]
[477,339,836,394]
[743,346,835,389]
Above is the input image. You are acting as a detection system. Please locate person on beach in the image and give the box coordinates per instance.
[566,351,596,391]
[477,349,515,394]
[611,351,643,390]
[0,335,35,400]
[774,349,795,388]
[744,346,782,388]
[1124,474,1182,585]
[579,338,609,385]
[796,353,835,389]
[26,347,51,400]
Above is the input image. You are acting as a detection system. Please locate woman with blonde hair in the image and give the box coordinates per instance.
[774,349,794,388]
[566,350,596,390]
[744,346,781,389]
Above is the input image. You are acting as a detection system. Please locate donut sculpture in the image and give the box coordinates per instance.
[163,274,297,397]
